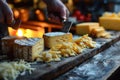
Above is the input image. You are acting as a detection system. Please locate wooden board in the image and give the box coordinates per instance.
[56,41,120,80]
[14,31,120,80]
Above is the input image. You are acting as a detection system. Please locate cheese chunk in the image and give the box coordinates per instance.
[43,32,73,48]
[76,22,99,35]
[14,38,44,61]
[99,17,120,31]
[90,27,111,38]
[1,36,25,58]
[2,36,16,56]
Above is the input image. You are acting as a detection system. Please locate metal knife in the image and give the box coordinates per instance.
[61,20,73,33]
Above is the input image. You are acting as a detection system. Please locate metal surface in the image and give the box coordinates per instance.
[61,21,73,33]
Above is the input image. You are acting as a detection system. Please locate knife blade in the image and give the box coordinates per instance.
[61,21,73,33]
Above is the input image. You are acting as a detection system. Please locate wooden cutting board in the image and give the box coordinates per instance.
[15,31,120,80]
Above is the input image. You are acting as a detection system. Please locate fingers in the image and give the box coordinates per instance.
[48,14,61,24]
[59,6,66,20]
[0,7,5,23]
[0,0,14,25]
[66,9,70,19]
[60,7,70,20]
[44,0,70,23]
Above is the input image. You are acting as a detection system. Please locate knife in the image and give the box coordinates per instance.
[10,19,21,29]
[61,20,73,33]
[52,12,73,33]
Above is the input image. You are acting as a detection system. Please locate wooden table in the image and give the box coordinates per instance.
[56,40,120,80]
[21,21,63,32]
[15,31,120,80]
[20,21,76,33]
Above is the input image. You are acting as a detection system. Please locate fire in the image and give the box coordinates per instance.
[8,27,45,38]
[16,29,24,37]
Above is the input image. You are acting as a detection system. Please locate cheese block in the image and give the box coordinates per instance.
[2,36,16,55]
[90,27,105,36]
[43,32,73,48]
[1,36,24,58]
[76,22,99,35]
[14,38,44,61]
[99,17,120,31]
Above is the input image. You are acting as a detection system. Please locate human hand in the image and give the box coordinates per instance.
[0,0,14,25]
[43,0,69,24]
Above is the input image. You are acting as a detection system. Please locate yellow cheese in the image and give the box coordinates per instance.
[38,34,96,62]
[90,27,105,36]
[99,17,120,31]
[43,32,73,48]
[90,26,111,38]
[76,22,99,35]
[14,38,44,61]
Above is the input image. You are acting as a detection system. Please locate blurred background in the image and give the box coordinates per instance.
[7,0,120,22]
[7,0,120,37]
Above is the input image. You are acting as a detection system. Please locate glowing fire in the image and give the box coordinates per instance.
[8,27,45,38]
[16,29,24,37]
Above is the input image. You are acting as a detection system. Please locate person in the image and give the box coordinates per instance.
[0,0,69,26]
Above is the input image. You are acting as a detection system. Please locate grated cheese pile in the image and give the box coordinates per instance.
[74,34,96,49]
[0,60,35,80]
[37,34,96,62]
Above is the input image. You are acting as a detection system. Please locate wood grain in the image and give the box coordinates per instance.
[12,31,120,80]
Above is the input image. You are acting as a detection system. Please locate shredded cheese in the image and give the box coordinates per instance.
[37,34,96,62]
[0,60,35,80]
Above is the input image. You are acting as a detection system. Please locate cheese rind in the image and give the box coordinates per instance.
[2,36,16,56]
[43,32,73,48]
[1,36,24,58]
[14,38,44,61]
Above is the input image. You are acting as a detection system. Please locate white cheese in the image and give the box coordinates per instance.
[0,60,35,80]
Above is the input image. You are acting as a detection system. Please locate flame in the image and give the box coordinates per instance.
[8,27,45,38]
[16,29,23,37]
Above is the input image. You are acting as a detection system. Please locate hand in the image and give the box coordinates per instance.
[43,0,69,23]
[0,0,14,25]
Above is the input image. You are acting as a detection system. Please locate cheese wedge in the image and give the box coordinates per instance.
[76,22,99,35]
[99,17,120,31]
